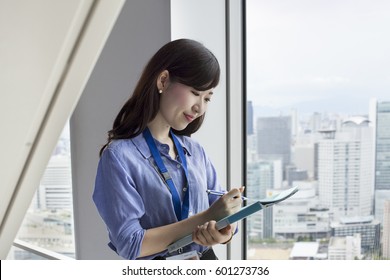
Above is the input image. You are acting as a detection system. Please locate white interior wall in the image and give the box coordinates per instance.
[171,0,228,192]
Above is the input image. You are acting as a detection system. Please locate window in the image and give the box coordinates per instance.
[245,0,390,260]
[7,123,75,259]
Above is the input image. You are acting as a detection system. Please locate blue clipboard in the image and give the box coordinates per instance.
[167,186,299,253]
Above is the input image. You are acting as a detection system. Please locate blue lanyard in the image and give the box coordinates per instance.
[143,128,190,221]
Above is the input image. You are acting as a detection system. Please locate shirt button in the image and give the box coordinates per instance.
[177,164,181,169]
[183,187,187,192]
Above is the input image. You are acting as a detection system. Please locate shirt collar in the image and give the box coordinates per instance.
[131,132,192,159]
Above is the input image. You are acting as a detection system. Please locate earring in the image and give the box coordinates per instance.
[159,89,163,94]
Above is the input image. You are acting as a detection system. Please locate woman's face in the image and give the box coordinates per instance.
[158,82,213,131]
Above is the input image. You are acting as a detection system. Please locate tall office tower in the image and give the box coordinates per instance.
[374,101,390,191]
[317,117,374,219]
[256,116,291,178]
[292,132,317,179]
[370,100,390,224]
[247,161,277,199]
[36,155,73,210]
[291,108,298,138]
[247,160,281,239]
[247,100,254,135]
[383,200,390,259]
[309,112,322,133]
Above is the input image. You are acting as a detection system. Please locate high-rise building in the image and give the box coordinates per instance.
[317,117,374,219]
[247,160,281,239]
[247,100,254,135]
[373,101,390,191]
[35,155,73,210]
[291,108,298,138]
[256,116,291,177]
[370,100,390,224]
[309,112,322,133]
[383,200,390,259]
[247,161,277,199]
[292,133,317,179]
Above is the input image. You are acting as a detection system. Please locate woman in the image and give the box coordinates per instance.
[93,39,243,260]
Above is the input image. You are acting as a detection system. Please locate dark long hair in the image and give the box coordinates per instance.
[99,39,220,156]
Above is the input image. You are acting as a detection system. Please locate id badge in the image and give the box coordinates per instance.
[166,250,199,260]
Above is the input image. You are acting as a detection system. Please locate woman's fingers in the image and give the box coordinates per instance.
[193,221,233,246]
[206,187,245,221]
[224,186,245,202]
[224,187,245,209]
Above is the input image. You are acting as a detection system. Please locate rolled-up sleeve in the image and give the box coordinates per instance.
[93,147,146,260]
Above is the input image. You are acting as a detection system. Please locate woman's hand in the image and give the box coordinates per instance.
[191,187,244,247]
[205,186,245,221]
[192,221,233,246]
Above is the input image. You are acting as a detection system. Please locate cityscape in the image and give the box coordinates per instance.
[246,99,390,260]
[8,99,389,260]
[245,0,390,260]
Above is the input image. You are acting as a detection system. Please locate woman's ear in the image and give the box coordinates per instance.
[156,70,169,92]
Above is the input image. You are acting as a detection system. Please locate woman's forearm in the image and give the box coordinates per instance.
[139,209,212,257]
[139,187,244,258]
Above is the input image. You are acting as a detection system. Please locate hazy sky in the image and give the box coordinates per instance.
[246,0,390,116]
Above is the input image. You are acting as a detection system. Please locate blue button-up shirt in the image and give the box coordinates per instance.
[93,132,221,259]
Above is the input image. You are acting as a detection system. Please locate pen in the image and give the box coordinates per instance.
[206,189,248,200]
